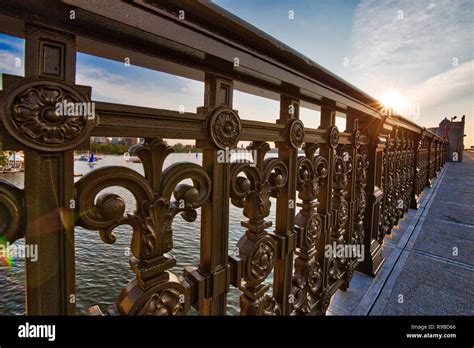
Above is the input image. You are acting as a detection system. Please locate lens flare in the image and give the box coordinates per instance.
[0,237,14,267]
[381,89,407,113]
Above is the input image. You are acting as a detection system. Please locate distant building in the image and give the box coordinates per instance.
[428,116,465,162]
[118,137,141,146]
[90,136,107,143]
[91,137,141,145]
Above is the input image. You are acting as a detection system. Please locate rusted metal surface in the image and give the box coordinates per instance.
[0,1,448,315]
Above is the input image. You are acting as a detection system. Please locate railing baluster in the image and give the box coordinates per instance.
[411,134,422,208]
[357,119,385,275]
[273,96,300,315]
[341,116,359,289]
[197,74,235,315]
[22,25,78,315]
[315,105,337,313]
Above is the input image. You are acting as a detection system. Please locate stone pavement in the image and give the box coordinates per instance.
[328,152,474,315]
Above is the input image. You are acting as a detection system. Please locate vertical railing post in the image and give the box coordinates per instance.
[197,74,234,315]
[21,25,78,314]
[439,142,442,169]
[392,128,402,227]
[446,142,449,163]
[438,141,441,173]
[441,142,444,164]
[341,115,358,287]
[426,137,433,187]
[441,140,446,167]
[437,141,441,172]
[439,139,444,165]
[429,139,433,180]
[273,95,298,315]
[356,119,385,276]
[439,142,441,166]
[316,104,336,312]
[345,116,358,235]
[1,23,94,315]
[410,134,422,209]
[440,142,443,167]
[400,131,409,218]
[445,143,448,163]
[440,142,442,168]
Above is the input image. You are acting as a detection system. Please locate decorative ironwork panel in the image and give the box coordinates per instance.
[75,139,211,315]
[229,142,287,315]
[291,143,327,315]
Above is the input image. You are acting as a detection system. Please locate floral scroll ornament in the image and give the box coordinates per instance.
[208,106,241,149]
[0,180,24,243]
[353,129,361,149]
[292,256,323,313]
[248,237,276,283]
[291,144,328,315]
[328,145,352,286]
[138,288,184,315]
[328,126,339,149]
[305,214,322,248]
[75,139,211,315]
[230,142,288,315]
[287,119,305,148]
[333,152,351,239]
[2,79,93,152]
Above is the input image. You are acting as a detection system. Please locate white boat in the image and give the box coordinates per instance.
[1,167,24,174]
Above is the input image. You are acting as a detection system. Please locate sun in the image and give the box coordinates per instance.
[381,89,407,113]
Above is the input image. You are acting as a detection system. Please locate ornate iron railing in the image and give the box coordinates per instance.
[0,0,448,315]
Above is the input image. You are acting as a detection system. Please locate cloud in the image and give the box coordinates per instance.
[76,64,204,113]
[349,0,473,100]
[347,0,473,145]
[0,51,23,76]
[410,60,473,110]
[0,37,23,52]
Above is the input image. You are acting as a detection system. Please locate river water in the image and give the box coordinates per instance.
[0,153,279,315]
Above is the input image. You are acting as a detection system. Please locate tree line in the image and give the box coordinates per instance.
[89,142,201,155]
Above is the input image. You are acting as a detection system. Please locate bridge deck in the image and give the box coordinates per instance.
[329,152,474,315]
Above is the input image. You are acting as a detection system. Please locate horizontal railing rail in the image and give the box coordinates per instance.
[0,0,448,316]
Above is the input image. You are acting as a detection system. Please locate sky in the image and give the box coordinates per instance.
[0,0,472,146]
